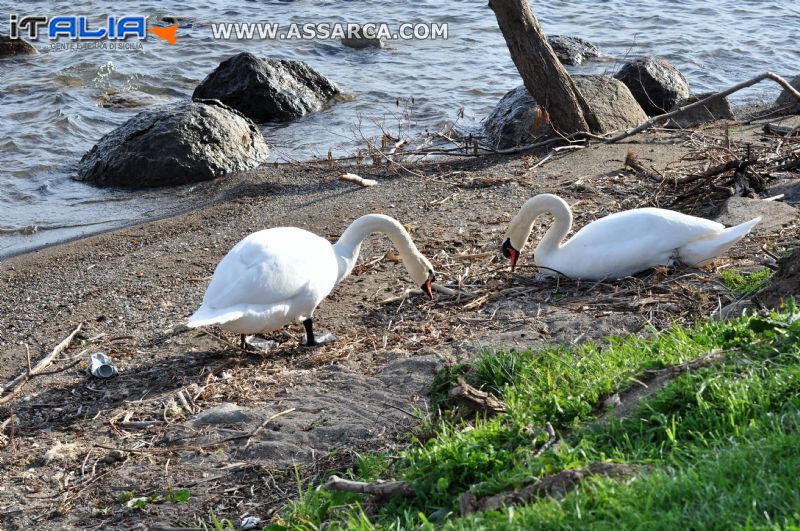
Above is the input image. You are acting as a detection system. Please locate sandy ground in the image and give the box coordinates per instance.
[1,117,798,529]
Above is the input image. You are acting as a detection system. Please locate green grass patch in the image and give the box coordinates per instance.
[721,267,773,295]
[272,303,800,529]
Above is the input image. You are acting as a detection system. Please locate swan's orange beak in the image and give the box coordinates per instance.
[421,277,434,299]
[501,238,519,272]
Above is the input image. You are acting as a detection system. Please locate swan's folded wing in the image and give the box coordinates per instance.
[200,229,331,310]
[570,208,725,252]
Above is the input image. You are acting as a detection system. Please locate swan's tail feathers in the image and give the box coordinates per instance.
[680,217,761,267]
[187,305,244,328]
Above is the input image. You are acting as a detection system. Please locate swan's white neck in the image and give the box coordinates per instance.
[332,214,427,285]
[505,194,573,257]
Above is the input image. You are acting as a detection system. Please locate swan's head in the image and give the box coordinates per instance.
[410,255,436,299]
[501,213,533,272]
[501,194,569,272]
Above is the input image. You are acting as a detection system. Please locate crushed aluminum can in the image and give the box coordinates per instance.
[88,352,117,378]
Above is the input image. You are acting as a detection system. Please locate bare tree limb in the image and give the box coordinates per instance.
[459,462,639,515]
[607,72,800,143]
[323,475,413,498]
[0,324,83,405]
[448,377,507,419]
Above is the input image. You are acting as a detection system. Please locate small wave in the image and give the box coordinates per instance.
[36,180,54,195]
[0,219,125,236]
[0,225,40,235]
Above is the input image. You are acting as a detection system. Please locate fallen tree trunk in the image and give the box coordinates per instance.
[489,0,601,134]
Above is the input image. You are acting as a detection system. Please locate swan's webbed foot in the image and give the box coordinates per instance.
[301,318,337,347]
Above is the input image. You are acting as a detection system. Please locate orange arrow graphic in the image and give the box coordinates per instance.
[149,24,177,44]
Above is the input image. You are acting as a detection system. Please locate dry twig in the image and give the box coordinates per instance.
[0,324,83,405]
[339,173,378,187]
[608,72,800,143]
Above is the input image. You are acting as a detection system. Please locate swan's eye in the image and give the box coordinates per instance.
[428,270,435,282]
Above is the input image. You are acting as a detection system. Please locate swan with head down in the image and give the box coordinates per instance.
[188,214,435,348]
[501,194,760,280]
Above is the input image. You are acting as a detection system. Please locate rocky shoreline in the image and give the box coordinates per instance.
[1,28,800,528]
[1,112,799,527]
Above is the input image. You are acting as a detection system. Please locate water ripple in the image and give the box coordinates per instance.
[0,0,797,253]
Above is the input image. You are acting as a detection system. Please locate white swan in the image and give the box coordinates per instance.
[188,214,435,347]
[501,194,761,280]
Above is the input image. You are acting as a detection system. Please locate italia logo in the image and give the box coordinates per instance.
[9,15,178,44]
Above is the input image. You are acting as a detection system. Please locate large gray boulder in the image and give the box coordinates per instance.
[192,52,339,122]
[77,100,269,188]
[775,74,800,112]
[483,77,646,145]
[668,92,734,128]
[481,86,551,150]
[0,34,37,57]
[547,35,601,66]
[572,75,647,132]
[615,58,690,116]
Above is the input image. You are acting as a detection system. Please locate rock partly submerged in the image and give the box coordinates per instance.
[0,34,37,57]
[341,25,386,49]
[192,51,339,122]
[77,99,269,188]
[615,57,690,116]
[97,91,172,110]
[482,76,646,148]
[481,86,550,150]
[547,35,602,66]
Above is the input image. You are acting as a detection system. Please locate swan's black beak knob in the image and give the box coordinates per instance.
[421,271,435,299]
[501,238,519,272]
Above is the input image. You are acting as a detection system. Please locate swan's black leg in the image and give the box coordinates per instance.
[240,334,246,350]
[303,318,317,347]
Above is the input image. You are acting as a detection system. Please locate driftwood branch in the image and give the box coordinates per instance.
[764,123,800,137]
[323,475,413,498]
[448,377,507,419]
[607,72,800,143]
[459,462,639,515]
[0,324,83,405]
[339,173,378,187]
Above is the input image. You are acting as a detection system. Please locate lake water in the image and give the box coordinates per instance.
[0,0,798,257]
